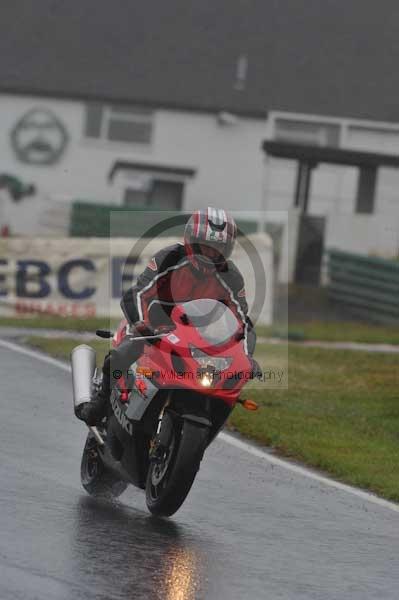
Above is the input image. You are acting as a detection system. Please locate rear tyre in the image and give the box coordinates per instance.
[145,420,209,517]
[80,432,128,499]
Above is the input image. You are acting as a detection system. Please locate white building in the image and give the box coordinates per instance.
[1,1,399,282]
[0,94,266,235]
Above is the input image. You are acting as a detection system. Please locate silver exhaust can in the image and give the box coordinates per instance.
[71,344,97,412]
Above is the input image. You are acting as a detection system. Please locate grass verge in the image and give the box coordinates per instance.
[0,316,116,332]
[3,315,399,345]
[26,336,111,366]
[26,335,399,502]
[257,320,399,345]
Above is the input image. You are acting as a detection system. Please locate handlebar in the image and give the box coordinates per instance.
[126,332,172,342]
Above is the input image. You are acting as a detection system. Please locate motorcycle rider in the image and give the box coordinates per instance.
[76,207,259,426]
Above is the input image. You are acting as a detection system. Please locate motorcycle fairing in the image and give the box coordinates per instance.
[125,373,159,421]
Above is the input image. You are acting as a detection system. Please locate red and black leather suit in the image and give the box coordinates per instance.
[120,242,256,355]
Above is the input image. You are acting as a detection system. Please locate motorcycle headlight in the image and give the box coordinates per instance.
[190,346,232,371]
[199,372,213,387]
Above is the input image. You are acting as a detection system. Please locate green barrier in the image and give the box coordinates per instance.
[69,201,259,238]
[327,249,399,324]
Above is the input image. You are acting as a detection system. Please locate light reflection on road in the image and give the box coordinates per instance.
[69,496,206,599]
[163,546,200,600]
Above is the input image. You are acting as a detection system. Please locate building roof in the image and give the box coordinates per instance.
[2,1,399,121]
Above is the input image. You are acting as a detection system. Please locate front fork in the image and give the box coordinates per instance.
[150,394,173,462]
[88,425,105,446]
[86,369,107,446]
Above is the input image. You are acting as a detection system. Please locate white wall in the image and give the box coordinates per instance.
[0,93,267,235]
[325,213,399,258]
[264,158,360,217]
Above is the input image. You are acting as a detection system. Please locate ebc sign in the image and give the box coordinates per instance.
[11,108,69,165]
[0,257,139,299]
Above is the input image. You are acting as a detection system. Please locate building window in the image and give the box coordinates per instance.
[124,180,184,211]
[85,103,153,145]
[274,118,340,147]
[347,125,399,153]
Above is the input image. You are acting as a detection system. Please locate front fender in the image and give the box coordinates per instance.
[181,414,212,428]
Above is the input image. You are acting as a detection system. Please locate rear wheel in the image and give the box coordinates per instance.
[80,432,128,499]
[145,419,209,516]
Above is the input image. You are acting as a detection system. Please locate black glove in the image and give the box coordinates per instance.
[75,401,104,426]
[133,321,175,338]
[133,321,155,337]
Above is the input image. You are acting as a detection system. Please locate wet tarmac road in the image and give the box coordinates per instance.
[1,342,399,600]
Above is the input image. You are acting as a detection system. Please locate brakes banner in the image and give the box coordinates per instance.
[0,234,273,324]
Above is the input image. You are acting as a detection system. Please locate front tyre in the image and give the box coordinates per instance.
[80,432,128,499]
[145,420,209,517]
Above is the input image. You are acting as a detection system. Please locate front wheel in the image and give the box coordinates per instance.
[145,419,209,517]
[80,432,128,499]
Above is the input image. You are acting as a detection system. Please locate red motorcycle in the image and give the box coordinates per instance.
[71,298,257,516]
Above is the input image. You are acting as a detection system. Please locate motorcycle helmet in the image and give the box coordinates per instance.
[184,207,237,270]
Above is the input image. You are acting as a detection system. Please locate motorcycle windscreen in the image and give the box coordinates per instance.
[180,298,239,346]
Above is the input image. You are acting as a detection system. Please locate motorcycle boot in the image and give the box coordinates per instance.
[75,353,112,426]
[75,389,108,426]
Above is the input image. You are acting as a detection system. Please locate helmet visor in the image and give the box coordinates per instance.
[192,242,230,265]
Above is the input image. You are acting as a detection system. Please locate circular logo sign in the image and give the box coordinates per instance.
[11,108,69,165]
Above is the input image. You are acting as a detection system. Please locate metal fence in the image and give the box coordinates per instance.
[327,249,399,324]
